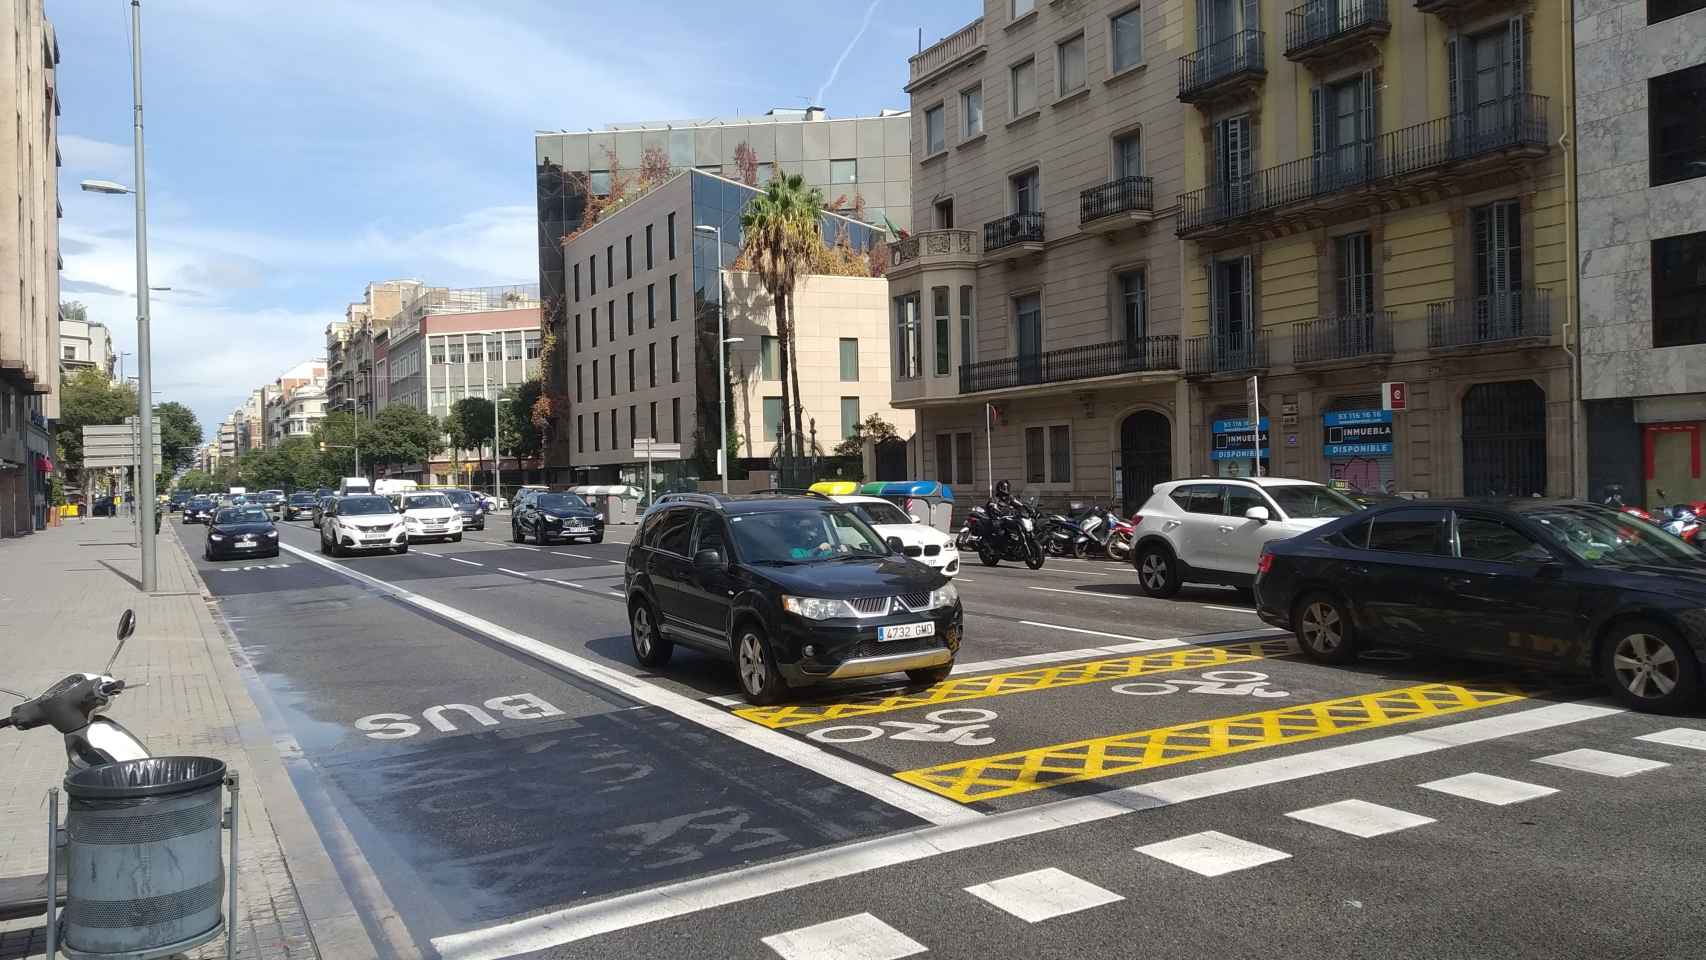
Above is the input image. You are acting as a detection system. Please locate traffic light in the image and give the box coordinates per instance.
[318,441,327,452]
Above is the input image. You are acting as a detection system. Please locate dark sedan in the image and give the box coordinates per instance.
[442,488,487,530]
[282,492,319,521]
[182,497,217,524]
[204,506,280,561]
[311,495,335,529]
[512,492,603,545]
[1255,499,1706,712]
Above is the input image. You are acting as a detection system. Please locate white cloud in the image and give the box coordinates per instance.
[57,134,131,174]
[360,206,537,286]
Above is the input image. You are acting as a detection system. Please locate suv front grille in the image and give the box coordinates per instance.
[903,545,923,557]
[923,544,941,557]
[848,597,890,616]
[896,590,931,611]
[847,637,941,659]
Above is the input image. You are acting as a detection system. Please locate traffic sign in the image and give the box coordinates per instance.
[1382,381,1408,412]
[631,439,682,459]
[82,423,161,468]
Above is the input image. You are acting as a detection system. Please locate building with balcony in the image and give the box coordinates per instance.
[1175,0,1573,497]
[893,0,1189,514]
[260,360,327,448]
[555,168,904,488]
[1575,0,1706,509]
[58,315,112,377]
[327,279,419,420]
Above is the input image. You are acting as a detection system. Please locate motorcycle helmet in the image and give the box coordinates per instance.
[995,480,1012,499]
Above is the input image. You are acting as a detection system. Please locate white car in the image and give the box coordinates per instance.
[397,491,464,543]
[319,494,409,557]
[832,494,961,577]
[1129,477,1361,597]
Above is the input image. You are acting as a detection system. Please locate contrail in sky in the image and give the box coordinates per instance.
[815,0,884,106]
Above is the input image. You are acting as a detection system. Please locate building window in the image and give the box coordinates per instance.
[648,342,658,387]
[839,338,859,381]
[430,343,445,364]
[449,342,465,364]
[669,274,679,320]
[573,264,581,302]
[894,294,922,380]
[932,286,951,377]
[667,212,677,259]
[1015,292,1043,368]
[1011,57,1038,117]
[1650,0,1706,25]
[647,283,656,327]
[608,300,615,341]
[955,431,974,486]
[1025,425,1072,484]
[649,401,658,441]
[1111,6,1143,72]
[935,433,953,482]
[1215,114,1252,200]
[1654,230,1706,347]
[763,396,784,441]
[578,414,584,454]
[1057,33,1086,96]
[1472,200,1522,313]
[761,335,781,379]
[609,353,617,395]
[575,365,583,402]
[611,408,618,450]
[507,337,523,360]
[645,224,654,269]
[1336,232,1374,316]
[1012,168,1040,214]
[590,255,597,295]
[962,86,983,137]
[755,162,774,184]
[671,336,680,382]
[841,398,861,439]
[589,170,611,197]
[591,307,599,348]
[62,345,75,359]
[1651,63,1706,187]
[934,198,955,228]
[468,342,483,364]
[1114,131,1141,179]
[960,285,975,368]
[629,406,637,446]
[625,236,633,279]
[1117,270,1146,343]
[830,159,858,183]
[925,104,946,154]
[593,412,601,452]
[627,291,635,335]
[1013,0,1035,18]
[628,348,636,392]
[606,244,614,287]
[592,359,600,400]
[671,397,681,443]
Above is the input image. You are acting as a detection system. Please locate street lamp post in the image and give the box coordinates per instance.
[78,1,156,591]
[693,224,741,493]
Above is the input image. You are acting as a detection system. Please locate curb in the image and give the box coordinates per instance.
[161,525,386,960]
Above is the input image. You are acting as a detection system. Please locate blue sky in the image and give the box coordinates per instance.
[53,0,978,437]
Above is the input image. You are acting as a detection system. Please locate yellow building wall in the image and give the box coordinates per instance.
[1258,238,1317,328]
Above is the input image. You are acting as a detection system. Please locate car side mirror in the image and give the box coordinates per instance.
[1244,505,1270,523]
[910,513,923,524]
[693,548,724,570]
[885,535,906,553]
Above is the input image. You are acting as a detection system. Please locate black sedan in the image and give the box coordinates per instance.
[512,492,603,545]
[282,492,319,521]
[204,506,280,561]
[311,495,335,529]
[442,488,487,530]
[1255,499,1706,713]
[182,497,217,524]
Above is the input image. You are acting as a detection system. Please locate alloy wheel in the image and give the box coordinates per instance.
[633,606,653,658]
[1612,632,1679,700]
[1300,601,1342,653]
[738,633,766,695]
[1140,553,1168,591]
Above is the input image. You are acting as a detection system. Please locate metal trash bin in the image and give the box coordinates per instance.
[59,757,232,958]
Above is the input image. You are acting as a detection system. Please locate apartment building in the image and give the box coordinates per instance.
[0,2,61,536]
[327,279,419,417]
[383,283,541,419]
[282,384,327,441]
[1574,0,1706,507]
[1172,0,1572,498]
[893,0,1188,514]
[59,315,113,376]
[556,169,903,485]
[260,359,327,448]
[535,108,913,474]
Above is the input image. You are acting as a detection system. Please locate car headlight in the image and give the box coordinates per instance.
[596,513,605,522]
[265,530,278,538]
[930,583,959,608]
[405,516,420,524]
[782,595,854,620]
[209,533,225,541]
[545,515,561,524]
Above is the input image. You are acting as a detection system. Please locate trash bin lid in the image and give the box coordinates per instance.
[64,756,227,799]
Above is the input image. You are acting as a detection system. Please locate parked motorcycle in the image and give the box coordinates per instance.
[1661,504,1701,544]
[976,497,1046,569]
[1041,503,1093,558]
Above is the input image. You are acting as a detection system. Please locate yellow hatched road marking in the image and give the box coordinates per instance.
[732,637,1299,729]
[894,681,1529,803]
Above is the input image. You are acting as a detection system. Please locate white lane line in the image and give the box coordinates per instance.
[946,625,1289,676]
[449,557,484,567]
[1136,830,1290,877]
[1027,585,1144,601]
[279,542,974,828]
[1419,772,1558,806]
[1017,621,1152,644]
[497,568,532,578]
[605,559,625,565]
[554,551,597,559]
[706,694,744,707]
[1533,748,1668,778]
[418,551,442,558]
[429,700,1620,960]
[1636,727,1706,751]
[1285,799,1435,838]
[1200,604,1257,614]
[963,867,1122,923]
[544,579,585,588]
[761,913,924,960]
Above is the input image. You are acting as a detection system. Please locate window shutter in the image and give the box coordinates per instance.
[1446,34,1460,116]
[1310,85,1324,184]
[1240,255,1255,334]
[1197,0,1211,50]
[1506,17,1524,100]
[1241,0,1259,33]
[1360,69,1377,173]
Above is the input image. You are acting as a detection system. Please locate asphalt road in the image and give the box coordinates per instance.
[174,514,1706,960]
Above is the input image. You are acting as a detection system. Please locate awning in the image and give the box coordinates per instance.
[35,455,53,472]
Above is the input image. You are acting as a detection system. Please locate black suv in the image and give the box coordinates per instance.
[512,491,603,544]
[624,493,962,704]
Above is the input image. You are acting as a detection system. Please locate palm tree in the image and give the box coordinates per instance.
[739,173,825,462]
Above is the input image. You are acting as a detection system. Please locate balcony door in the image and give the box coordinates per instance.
[1211,257,1254,369]
[1213,114,1252,219]
[1472,200,1523,339]
[1198,0,1259,64]
[1333,232,1376,355]
[1015,293,1043,385]
[1451,19,1524,154]
[1313,72,1374,189]
[1119,271,1147,366]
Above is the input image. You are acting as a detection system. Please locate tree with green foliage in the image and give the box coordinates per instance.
[738,173,826,460]
[60,301,87,323]
[174,470,221,494]
[54,367,137,473]
[503,379,543,459]
[364,405,444,472]
[313,410,361,478]
[833,413,899,458]
[152,401,203,470]
[445,397,495,463]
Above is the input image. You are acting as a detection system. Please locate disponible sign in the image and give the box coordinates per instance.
[1212,417,1270,461]
[1323,410,1394,458]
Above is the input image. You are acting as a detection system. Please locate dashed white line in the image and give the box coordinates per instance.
[1533,748,1668,778]
[1636,727,1706,752]
[1136,831,1290,877]
[605,559,625,565]
[497,568,532,578]
[418,551,441,558]
[544,579,584,588]
[1200,604,1257,614]
[1027,585,1142,601]
[449,557,484,567]
[553,551,597,559]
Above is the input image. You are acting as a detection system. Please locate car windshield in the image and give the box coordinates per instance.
[216,507,269,524]
[338,496,395,516]
[290,494,316,503]
[189,498,213,507]
[728,508,890,564]
[1265,485,1361,519]
[537,493,588,511]
[850,500,912,526]
[1525,505,1702,566]
[443,490,476,505]
[402,494,451,510]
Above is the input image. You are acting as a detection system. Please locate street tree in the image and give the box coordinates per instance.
[54,367,137,473]
[446,397,496,463]
[833,413,899,458]
[503,379,543,459]
[174,470,220,494]
[312,410,361,478]
[738,173,826,461]
[153,401,203,470]
[364,405,444,473]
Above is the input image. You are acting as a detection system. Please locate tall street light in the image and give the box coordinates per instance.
[77,2,156,591]
[489,384,512,502]
[694,224,740,493]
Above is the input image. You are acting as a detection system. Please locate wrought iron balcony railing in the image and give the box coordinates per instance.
[1079,176,1155,224]
[1179,30,1266,101]
[1185,329,1269,376]
[1427,289,1552,349]
[959,336,1180,393]
[1178,94,1549,236]
[1284,0,1389,59]
[1293,311,1394,364]
[983,212,1045,253]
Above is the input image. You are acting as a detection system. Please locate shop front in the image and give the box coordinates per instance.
[1210,416,1269,479]
[1322,407,1395,495]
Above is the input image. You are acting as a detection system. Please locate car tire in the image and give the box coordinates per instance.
[1293,592,1359,665]
[394,543,408,555]
[591,534,604,544]
[906,664,953,686]
[451,533,462,542]
[630,599,673,668]
[1135,546,1181,598]
[511,522,524,543]
[1599,619,1701,713]
[533,525,546,546]
[735,625,786,706]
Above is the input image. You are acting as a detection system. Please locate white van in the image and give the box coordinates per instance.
[338,477,373,496]
[374,478,417,498]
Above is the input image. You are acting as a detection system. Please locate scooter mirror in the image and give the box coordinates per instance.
[116,609,136,642]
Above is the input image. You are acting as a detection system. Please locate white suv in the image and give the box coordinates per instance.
[1130,478,1361,597]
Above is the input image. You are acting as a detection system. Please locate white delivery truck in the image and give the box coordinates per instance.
[338,477,373,496]
[374,478,417,498]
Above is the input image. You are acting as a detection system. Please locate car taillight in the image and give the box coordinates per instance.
[1256,552,1274,575]
[1129,514,1142,527]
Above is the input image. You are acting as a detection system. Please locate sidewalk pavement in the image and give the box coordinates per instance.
[0,517,380,960]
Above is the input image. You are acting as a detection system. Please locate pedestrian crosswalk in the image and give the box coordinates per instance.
[760,727,1698,959]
